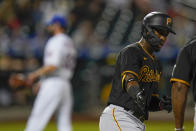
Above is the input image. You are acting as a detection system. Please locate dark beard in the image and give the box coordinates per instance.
[145,35,162,52]
[148,39,164,52]
[45,29,53,38]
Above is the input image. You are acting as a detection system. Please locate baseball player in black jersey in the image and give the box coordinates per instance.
[99,11,176,131]
[171,36,196,131]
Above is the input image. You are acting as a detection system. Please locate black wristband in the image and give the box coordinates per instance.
[127,85,141,99]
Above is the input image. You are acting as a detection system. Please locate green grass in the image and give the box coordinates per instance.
[0,121,193,131]
[145,121,193,131]
[0,121,98,131]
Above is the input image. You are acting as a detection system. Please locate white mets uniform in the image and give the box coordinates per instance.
[25,33,76,131]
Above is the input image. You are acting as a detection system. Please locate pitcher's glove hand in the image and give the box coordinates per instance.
[9,73,27,89]
[160,96,172,113]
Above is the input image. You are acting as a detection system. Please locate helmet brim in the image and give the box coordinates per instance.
[151,25,176,35]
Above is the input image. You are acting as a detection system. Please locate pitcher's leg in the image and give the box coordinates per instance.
[57,100,72,131]
[57,82,73,131]
[25,83,62,131]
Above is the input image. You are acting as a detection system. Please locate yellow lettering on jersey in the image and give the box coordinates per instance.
[138,65,161,82]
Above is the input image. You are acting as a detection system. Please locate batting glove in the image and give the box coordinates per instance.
[160,96,172,113]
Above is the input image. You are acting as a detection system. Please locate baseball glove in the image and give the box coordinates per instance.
[9,73,27,89]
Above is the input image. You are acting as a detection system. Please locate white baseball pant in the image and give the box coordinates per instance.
[24,77,73,131]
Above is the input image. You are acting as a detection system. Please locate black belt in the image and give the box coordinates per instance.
[132,111,145,122]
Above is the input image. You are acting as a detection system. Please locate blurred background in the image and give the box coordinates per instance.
[0,0,196,130]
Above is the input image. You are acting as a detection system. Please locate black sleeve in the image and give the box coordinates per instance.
[148,96,161,111]
[170,46,192,86]
[120,47,140,78]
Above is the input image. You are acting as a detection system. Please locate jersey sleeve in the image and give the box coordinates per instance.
[170,47,192,86]
[120,47,140,79]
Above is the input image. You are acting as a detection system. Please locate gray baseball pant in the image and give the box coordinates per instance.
[99,104,145,131]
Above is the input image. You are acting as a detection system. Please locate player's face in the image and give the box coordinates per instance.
[47,23,60,35]
[153,28,169,51]
[47,24,55,34]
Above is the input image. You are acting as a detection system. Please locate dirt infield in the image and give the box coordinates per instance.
[0,105,194,122]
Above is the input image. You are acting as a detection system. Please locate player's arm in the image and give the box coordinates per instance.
[27,65,57,85]
[120,48,144,110]
[123,72,145,112]
[124,73,140,98]
[120,48,142,99]
[172,81,188,130]
[171,45,191,131]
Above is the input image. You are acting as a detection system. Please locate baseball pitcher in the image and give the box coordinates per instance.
[9,15,76,131]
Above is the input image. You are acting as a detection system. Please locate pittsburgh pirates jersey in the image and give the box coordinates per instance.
[44,33,76,80]
[171,37,196,101]
[108,42,162,119]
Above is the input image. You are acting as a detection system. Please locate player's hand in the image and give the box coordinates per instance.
[160,96,172,113]
[32,81,41,94]
[26,73,37,86]
[9,73,26,89]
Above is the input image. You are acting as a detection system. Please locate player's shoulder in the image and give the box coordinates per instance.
[55,33,72,42]
[184,36,196,48]
[49,34,74,46]
[177,36,196,59]
[120,42,141,55]
[181,36,196,53]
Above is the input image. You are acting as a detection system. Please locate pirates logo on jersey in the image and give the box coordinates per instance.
[138,65,161,82]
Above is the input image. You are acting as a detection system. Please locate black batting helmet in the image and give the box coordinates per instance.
[141,11,176,47]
